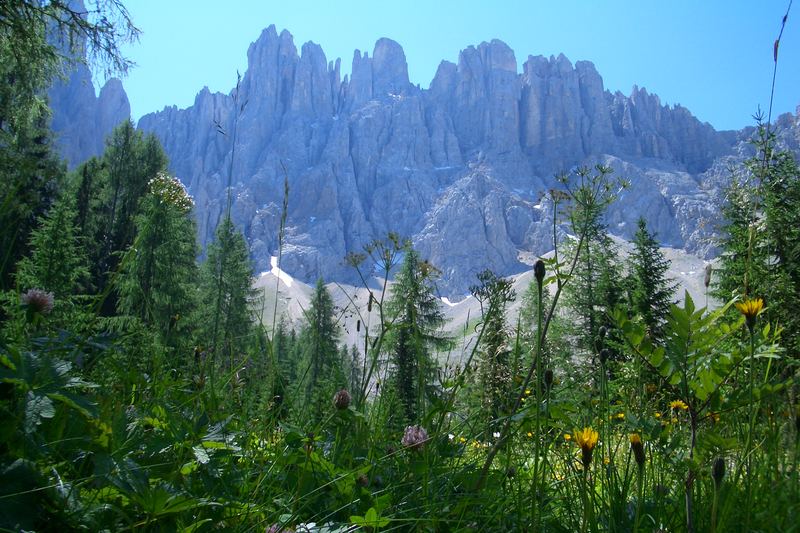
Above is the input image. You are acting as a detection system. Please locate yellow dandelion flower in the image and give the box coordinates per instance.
[629,433,645,467]
[563,433,571,441]
[670,400,689,411]
[573,427,599,468]
[736,297,764,332]
[527,432,533,438]
[654,412,662,418]
[735,298,764,320]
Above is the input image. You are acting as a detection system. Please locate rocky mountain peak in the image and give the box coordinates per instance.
[48,24,797,296]
[372,38,410,97]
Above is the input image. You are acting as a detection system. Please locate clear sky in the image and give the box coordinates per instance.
[116,1,798,131]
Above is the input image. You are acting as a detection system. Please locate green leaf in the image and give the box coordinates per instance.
[351,506,390,529]
[24,392,55,434]
[180,519,213,533]
[193,445,210,464]
[180,461,198,475]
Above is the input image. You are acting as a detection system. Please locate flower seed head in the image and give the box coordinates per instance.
[534,259,546,285]
[401,425,429,451]
[629,433,645,468]
[332,389,351,410]
[544,368,554,389]
[712,457,725,486]
[21,288,54,315]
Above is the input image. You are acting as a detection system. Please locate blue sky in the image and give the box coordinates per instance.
[118,1,798,131]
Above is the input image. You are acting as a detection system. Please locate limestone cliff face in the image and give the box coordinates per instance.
[49,63,130,168]
[52,24,799,295]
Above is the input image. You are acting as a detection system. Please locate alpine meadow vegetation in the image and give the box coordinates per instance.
[1,2,799,532]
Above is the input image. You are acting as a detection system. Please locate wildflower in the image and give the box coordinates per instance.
[525,389,532,396]
[534,259,546,285]
[266,524,295,533]
[654,412,662,419]
[544,369,554,389]
[459,436,466,443]
[614,412,625,420]
[332,389,351,410]
[630,434,645,468]
[401,425,429,451]
[563,433,571,441]
[712,457,725,488]
[527,432,533,438]
[735,297,764,333]
[670,400,689,411]
[21,288,54,315]
[573,427,599,469]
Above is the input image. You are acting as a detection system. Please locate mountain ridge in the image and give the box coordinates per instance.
[48,24,800,295]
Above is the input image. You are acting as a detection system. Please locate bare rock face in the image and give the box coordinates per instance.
[48,64,130,168]
[50,25,800,296]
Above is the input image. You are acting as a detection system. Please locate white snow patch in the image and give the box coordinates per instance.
[441,296,471,307]
[270,256,294,288]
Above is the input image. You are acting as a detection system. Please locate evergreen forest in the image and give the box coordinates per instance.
[1,2,799,531]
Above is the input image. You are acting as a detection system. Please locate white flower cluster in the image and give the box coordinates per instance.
[148,172,194,212]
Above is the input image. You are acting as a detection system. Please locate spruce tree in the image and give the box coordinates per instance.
[116,173,198,350]
[385,248,451,423]
[0,0,137,291]
[715,124,800,360]
[561,165,626,360]
[563,220,624,356]
[294,278,343,420]
[471,270,515,435]
[198,216,257,368]
[66,123,169,302]
[627,217,676,343]
[16,195,88,299]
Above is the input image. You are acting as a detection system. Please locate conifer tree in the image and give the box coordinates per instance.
[471,269,515,434]
[16,195,88,299]
[385,248,450,423]
[561,165,626,360]
[294,278,343,419]
[0,0,136,290]
[116,173,198,349]
[198,216,257,367]
[67,123,169,301]
[627,217,676,343]
[715,124,800,360]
